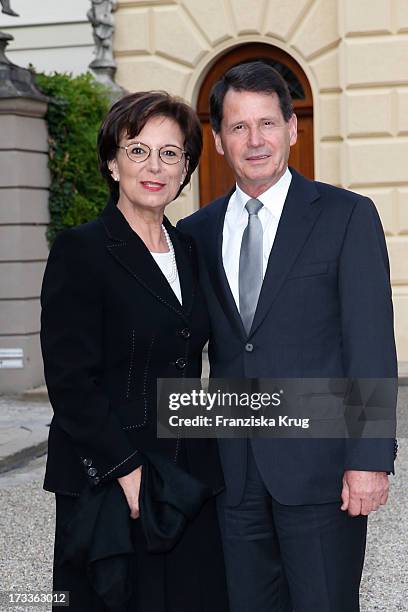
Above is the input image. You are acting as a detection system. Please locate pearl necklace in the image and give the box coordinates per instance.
[161,224,178,284]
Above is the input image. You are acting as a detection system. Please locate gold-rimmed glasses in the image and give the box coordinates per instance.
[117,142,186,165]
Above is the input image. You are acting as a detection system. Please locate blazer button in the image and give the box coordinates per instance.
[245,343,254,353]
[175,357,187,369]
[82,458,92,467]
[180,328,191,339]
[88,467,98,477]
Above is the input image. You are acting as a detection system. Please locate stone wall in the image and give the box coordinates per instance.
[0,97,50,392]
[340,0,408,362]
[0,0,93,75]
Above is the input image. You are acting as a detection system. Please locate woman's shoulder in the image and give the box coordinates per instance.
[51,218,105,253]
[46,219,107,282]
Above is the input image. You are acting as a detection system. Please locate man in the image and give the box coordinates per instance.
[178,61,397,612]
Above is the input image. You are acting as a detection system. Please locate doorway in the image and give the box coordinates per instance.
[197,43,314,206]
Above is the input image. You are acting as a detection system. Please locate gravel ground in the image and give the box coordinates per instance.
[360,436,408,611]
[0,389,407,612]
[0,457,53,612]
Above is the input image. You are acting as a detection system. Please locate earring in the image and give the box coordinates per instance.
[113,176,119,182]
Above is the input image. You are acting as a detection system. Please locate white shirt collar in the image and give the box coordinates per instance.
[230,167,292,221]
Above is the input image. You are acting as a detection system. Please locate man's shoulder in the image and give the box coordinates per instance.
[294,172,375,220]
[317,181,381,228]
[290,170,381,229]
[314,179,365,204]
[178,192,230,232]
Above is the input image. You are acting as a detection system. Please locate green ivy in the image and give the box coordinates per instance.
[34,72,111,245]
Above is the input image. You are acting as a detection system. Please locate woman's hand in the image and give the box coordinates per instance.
[118,466,142,519]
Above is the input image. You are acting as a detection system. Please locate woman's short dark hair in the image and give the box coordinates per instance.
[210,61,293,133]
[97,91,203,200]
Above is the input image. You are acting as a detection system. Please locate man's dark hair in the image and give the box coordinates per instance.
[98,90,202,200]
[210,61,293,133]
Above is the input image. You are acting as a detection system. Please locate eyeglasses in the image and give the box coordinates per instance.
[117,142,186,165]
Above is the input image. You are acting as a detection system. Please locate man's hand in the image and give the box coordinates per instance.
[341,470,389,516]
[118,466,142,519]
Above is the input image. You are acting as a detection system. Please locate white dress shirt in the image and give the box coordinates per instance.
[222,167,292,309]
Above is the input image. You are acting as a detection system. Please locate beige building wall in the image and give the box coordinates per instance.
[0,0,93,75]
[113,0,408,362]
[339,0,408,365]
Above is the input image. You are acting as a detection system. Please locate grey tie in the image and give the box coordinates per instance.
[239,198,264,335]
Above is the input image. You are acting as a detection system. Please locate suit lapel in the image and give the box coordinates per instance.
[249,169,322,337]
[204,192,246,340]
[101,200,191,322]
[165,218,195,318]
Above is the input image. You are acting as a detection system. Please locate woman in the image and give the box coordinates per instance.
[41,91,229,611]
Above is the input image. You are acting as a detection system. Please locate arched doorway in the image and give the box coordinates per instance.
[197,44,314,206]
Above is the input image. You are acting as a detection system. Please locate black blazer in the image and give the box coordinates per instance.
[178,168,398,506]
[41,199,223,496]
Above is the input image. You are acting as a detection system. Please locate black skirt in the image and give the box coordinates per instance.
[53,491,229,612]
